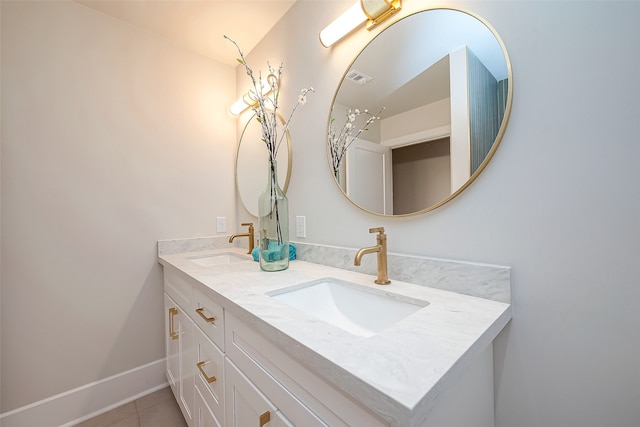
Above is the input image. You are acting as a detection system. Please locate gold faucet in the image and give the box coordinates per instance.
[229,222,255,254]
[354,227,391,285]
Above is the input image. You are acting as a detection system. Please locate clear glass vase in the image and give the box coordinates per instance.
[258,160,289,271]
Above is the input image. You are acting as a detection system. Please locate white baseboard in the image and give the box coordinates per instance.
[0,358,167,427]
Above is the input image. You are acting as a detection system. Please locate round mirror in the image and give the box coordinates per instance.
[236,112,291,216]
[327,7,512,216]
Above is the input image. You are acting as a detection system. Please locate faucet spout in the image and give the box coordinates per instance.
[353,227,391,285]
[229,223,255,254]
[354,245,380,266]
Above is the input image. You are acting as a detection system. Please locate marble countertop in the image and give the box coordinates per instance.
[159,247,511,426]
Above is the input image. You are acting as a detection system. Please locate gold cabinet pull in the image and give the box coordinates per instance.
[195,307,216,323]
[169,308,179,340]
[196,361,217,383]
[259,411,270,426]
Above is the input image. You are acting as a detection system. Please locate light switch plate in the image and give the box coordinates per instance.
[296,216,306,238]
[216,217,227,233]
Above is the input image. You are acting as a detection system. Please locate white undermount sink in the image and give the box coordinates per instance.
[268,277,429,337]
[188,252,250,267]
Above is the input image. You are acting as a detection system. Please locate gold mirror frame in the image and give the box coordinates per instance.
[236,112,292,217]
[327,6,513,217]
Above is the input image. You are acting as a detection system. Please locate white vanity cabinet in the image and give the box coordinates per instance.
[159,250,509,427]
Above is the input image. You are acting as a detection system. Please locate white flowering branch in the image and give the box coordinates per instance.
[225,35,314,165]
[328,107,385,178]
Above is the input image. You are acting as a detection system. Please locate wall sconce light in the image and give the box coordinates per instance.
[230,75,278,116]
[319,0,401,48]
[230,92,257,116]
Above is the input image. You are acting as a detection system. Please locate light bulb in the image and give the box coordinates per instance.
[319,2,367,48]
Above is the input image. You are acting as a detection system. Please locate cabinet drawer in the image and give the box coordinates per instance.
[195,326,225,426]
[193,288,225,350]
[226,318,326,427]
[225,359,277,427]
[164,268,194,311]
[195,387,222,427]
[225,313,388,427]
[226,359,298,427]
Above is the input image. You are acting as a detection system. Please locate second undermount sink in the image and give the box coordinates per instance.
[268,278,429,337]
[188,252,250,267]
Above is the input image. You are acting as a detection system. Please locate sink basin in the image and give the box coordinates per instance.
[188,252,250,267]
[268,278,429,337]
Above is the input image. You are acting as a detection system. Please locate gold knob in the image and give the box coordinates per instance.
[259,411,271,426]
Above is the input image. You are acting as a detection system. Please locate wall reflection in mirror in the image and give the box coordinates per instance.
[328,8,512,216]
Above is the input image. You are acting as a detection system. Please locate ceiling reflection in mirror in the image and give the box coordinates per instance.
[328,8,512,216]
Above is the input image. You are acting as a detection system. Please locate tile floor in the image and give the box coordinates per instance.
[74,386,187,427]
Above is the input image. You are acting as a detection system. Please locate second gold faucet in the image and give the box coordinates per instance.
[229,222,255,254]
[354,227,391,285]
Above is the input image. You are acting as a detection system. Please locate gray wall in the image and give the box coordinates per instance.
[1,0,237,412]
[238,1,640,426]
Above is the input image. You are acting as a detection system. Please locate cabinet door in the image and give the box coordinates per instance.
[165,292,195,426]
[165,293,180,394]
[225,359,276,427]
[178,307,195,426]
[195,387,222,427]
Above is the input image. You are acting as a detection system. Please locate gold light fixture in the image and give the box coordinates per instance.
[319,0,401,48]
[230,74,278,116]
[230,91,259,116]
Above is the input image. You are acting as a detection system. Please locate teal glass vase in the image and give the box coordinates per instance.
[258,161,289,271]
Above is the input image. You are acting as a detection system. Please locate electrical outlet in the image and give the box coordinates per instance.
[216,217,227,233]
[296,216,306,238]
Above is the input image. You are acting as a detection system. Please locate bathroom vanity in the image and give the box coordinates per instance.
[158,242,511,427]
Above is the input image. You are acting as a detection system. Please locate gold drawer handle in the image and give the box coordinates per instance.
[169,308,179,340]
[196,361,217,383]
[259,411,270,426]
[196,307,216,323]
